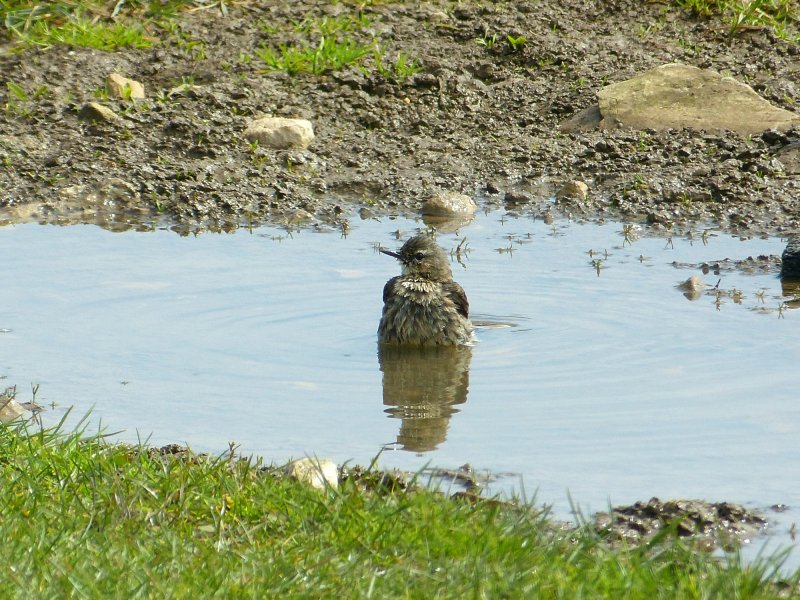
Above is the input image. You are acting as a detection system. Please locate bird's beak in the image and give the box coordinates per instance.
[380,247,401,259]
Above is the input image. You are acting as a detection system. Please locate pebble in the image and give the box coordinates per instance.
[79,102,118,122]
[106,73,145,100]
[556,180,589,201]
[244,117,315,150]
[421,191,477,217]
[285,458,339,490]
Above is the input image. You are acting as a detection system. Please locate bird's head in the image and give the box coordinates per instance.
[380,235,453,280]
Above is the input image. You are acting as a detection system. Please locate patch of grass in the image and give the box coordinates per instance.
[2,80,49,116]
[255,15,369,76]
[0,418,798,597]
[3,80,30,116]
[0,0,225,51]
[1,1,153,49]
[674,0,799,42]
[256,9,420,79]
[506,34,527,51]
[256,35,371,76]
[475,33,498,47]
[291,12,371,35]
[373,47,421,81]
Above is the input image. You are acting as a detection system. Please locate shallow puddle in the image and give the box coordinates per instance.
[2,212,798,563]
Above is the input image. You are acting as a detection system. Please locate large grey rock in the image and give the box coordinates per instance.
[244,117,315,149]
[561,63,800,136]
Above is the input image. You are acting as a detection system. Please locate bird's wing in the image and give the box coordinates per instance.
[443,281,469,319]
[383,276,401,304]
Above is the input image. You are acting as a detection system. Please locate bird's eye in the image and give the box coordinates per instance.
[414,252,425,260]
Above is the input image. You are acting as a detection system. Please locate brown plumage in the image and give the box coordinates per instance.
[378,235,474,346]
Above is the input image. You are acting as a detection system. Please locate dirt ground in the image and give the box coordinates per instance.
[0,1,798,236]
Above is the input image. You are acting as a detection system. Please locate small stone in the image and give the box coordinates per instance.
[421,191,477,217]
[556,180,589,201]
[0,395,27,423]
[285,458,338,490]
[79,102,118,122]
[244,117,315,150]
[106,73,145,100]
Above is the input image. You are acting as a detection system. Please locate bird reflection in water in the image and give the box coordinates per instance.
[378,344,472,452]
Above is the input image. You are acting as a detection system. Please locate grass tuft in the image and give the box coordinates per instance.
[675,0,799,42]
[0,418,798,597]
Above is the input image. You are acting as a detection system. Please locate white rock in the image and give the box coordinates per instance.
[421,191,477,217]
[106,73,145,100]
[245,117,315,150]
[556,180,589,200]
[285,458,338,490]
[0,395,27,423]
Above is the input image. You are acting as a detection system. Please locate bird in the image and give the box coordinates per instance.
[780,235,800,280]
[378,235,474,346]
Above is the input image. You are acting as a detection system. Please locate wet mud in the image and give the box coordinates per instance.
[1,0,798,235]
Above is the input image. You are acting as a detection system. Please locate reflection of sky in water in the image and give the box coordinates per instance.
[1,215,798,563]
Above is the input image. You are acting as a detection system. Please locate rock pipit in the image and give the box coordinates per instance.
[378,235,473,346]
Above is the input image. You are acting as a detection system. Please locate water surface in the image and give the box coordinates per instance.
[2,213,798,562]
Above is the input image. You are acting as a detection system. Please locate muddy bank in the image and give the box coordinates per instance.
[0,0,798,235]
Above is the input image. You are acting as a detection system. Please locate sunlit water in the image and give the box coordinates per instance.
[2,212,798,565]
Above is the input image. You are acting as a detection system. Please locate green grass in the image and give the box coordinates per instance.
[0,0,230,50]
[1,418,798,598]
[0,2,423,80]
[675,0,799,42]
[256,35,372,76]
[1,0,156,49]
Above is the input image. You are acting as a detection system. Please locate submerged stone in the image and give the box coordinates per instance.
[676,275,707,301]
